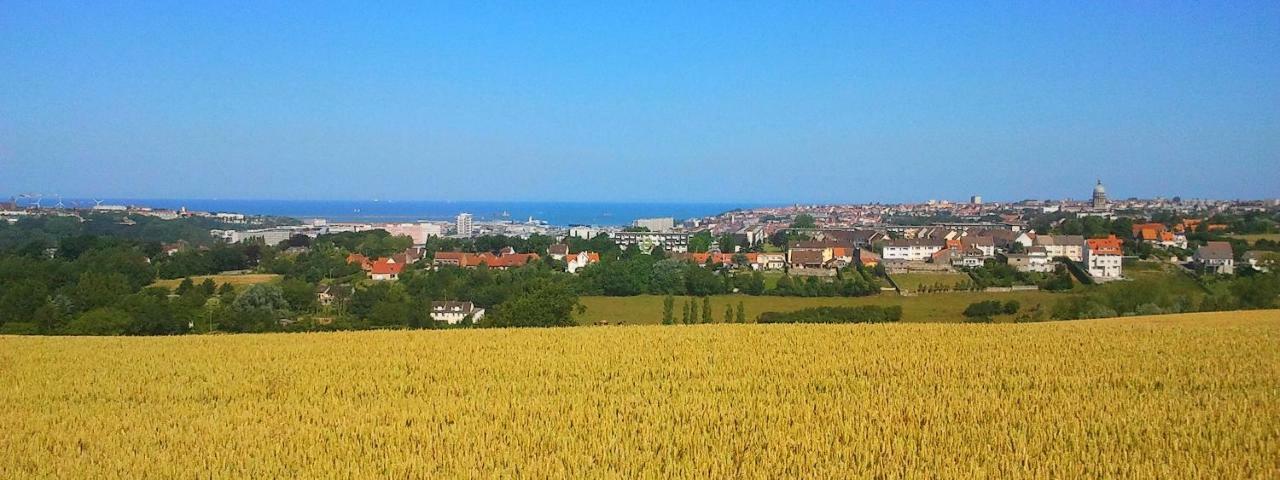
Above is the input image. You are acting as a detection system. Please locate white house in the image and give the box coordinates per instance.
[1194,242,1235,275]
[755,252,787,270]
[1005,247,1053,273]
[430,301,485,325]
[1084,236,1123,279]
[881,238,946,262]
[566,251,600,273]
[1033,235,1085,262]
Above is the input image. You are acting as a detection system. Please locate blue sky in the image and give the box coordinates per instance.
[2,1,1278,203]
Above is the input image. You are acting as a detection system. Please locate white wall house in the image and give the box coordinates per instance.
[881,239,946,262]
[1085,250,1122,279]
[1194,242,1235,275]
[566,251,600,273]
[1033,235,1085,262]
[430,301,485,325]
[1006,248,1053,273]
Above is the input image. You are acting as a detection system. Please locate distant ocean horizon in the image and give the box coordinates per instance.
[65,199,768,226]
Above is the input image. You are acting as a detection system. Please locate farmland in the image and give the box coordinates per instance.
[148,273,280,291]
[2,310,1276,477]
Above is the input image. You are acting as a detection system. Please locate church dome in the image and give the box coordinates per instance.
[1093,180,1106,195]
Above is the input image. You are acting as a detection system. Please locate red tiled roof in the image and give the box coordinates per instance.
[1087,235,1124,255]
[370,258,404,275]
[346,253,372,271]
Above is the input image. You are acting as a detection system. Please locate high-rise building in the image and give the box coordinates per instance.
[1092,180,1109,210]
[455,213,473,238]
[632,217,675,232]
[970,195,983,205]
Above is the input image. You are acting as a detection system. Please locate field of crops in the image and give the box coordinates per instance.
[2,310,1277,477]
[148,273,280,291]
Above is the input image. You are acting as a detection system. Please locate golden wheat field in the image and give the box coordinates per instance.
[1,311,1278,478]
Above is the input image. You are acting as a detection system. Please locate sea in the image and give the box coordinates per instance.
[76,199,765,227]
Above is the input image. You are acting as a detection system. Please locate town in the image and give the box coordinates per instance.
[1,180,1276,332]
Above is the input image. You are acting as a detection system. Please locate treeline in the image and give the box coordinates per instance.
[0,212,291,251]
[575,250,882,298]
[965,261,1073,291]
[1050,273,1280,320]
[757,305,902,324]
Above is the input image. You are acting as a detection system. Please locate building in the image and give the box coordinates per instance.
[970,195,982,205]
[547,243,571,261]
[612,232,690,253]
[369,258,405,281]
[565,251,601,273]
[756,252,787,270]
[788,249,827,269]
[632,217,675,232]
[1005,247,1053,273]
[881,238,946,262]
[455,213,473,238]
[1194,242,1235,275]
[210,225,325,245]
[855,249,881,268]
[1131,223,1188,249]
[1243,251,1274,272]
[1033,235,1085,262]
[1084,235,1123,279]
[785,240,861,269]
[433,248,541,270]
[380,222,444,246]
[430,301,485,325]
[959,236,997,257]
[1092,179,1109,210]
[314,284,352,307]
[568,225,602,240]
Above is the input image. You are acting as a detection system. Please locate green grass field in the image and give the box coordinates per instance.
[890,272,972,292]
[577,290,1061,325]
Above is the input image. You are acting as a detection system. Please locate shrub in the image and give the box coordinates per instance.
[756,306,902,324]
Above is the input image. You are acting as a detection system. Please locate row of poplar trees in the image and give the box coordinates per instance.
[661,295,747,324]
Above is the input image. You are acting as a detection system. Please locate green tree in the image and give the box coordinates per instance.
[724,303,733,323]
[736,301,746,323]
[689,232,714,253]
[280,278,317,312]
[74,272,132,311]
[200,278,217,295]
[0,279,48,326]
[64,307,134,335]
[175,277,195,295]
[662,295,674,325]
[701,297,712,323]
[791,214,817,229]
[746,271,766,295]
[485,281,583,328]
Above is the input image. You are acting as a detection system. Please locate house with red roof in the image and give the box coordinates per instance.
[346,253,373,271]
[369,257,405,281]
[1084,235,1124,279]
[1131,223,1187,249]
[432,249,541,270]
[565,251,601,273]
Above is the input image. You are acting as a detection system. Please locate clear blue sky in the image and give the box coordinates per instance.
[2,1,1277,203]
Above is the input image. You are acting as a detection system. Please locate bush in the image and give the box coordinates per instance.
[963,300,1005,320]
[1003,301,1020,315]
[756,305,901,324]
